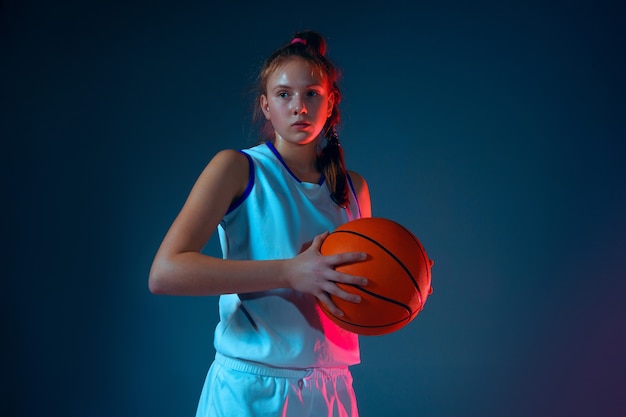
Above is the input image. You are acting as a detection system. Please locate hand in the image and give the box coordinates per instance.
[285,231,368,317]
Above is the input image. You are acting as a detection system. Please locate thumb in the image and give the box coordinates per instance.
[310,231,330,251]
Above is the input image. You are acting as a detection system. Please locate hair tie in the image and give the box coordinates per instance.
[290,37,307,46]
[327,127,341,147]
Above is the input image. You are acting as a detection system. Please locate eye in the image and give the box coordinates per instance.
[307,90,320,97]
[277,91,289,98]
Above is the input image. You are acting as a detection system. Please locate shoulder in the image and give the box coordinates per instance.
[193,149,251,199]
[210,148,250,167]
[347,170,372,218]
[347,170,368,193]
[202,149,250,179]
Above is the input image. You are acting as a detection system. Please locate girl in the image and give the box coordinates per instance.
[149,30,371,417]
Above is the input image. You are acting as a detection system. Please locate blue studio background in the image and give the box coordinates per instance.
[3,1,625,416]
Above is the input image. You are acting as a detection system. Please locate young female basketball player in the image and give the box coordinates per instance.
[149,30,371,417]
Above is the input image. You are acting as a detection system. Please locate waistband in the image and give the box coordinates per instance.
[214,353,350,379]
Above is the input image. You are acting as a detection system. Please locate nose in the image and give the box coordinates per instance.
[292,96,306,115]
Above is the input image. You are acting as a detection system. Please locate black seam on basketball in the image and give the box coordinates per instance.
[326,309,411,329]
[332,229,423,298]
[397,223,431,282]
[347,284,413,315]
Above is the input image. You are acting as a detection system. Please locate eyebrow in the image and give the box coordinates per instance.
[271,83,325,91]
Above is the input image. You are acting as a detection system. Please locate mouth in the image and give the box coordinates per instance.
[291,120,311,128]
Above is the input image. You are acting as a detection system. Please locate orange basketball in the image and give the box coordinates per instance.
[319,217,433,336]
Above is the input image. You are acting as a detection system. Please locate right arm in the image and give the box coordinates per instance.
[148,149,367,316]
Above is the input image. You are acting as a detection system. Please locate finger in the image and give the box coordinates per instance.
[317,292,345,317]
[310,231,330,251]
[332,270,368,287]
[326,251,368,267]
[323,281,362,303]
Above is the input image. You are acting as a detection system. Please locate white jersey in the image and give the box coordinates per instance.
[213,141,362,369]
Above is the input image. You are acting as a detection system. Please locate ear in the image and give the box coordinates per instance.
[260,95,271,120]
[326,92,335,118]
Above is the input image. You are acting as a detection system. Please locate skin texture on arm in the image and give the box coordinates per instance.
[148,149,369,316]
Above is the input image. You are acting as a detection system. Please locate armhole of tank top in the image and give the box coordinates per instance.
[346,172,361,218]
[225,150,255,215]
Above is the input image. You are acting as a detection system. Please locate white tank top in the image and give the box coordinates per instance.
[214,141,362,368]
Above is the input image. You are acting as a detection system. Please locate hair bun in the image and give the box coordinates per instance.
[292,30,326,56]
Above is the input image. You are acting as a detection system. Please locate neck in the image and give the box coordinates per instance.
[272,137,321,182]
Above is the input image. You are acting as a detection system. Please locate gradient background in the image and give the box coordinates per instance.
[3,0,625,416]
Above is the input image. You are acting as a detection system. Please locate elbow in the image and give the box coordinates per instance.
[148,263,169,295]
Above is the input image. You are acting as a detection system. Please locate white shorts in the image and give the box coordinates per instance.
[195,353,359,417]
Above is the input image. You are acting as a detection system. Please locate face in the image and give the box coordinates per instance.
[261,57,334,147]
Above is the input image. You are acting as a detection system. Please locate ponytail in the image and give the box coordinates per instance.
[318,126,349,208]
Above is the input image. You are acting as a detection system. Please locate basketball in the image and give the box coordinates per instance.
[319,217,433,336]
